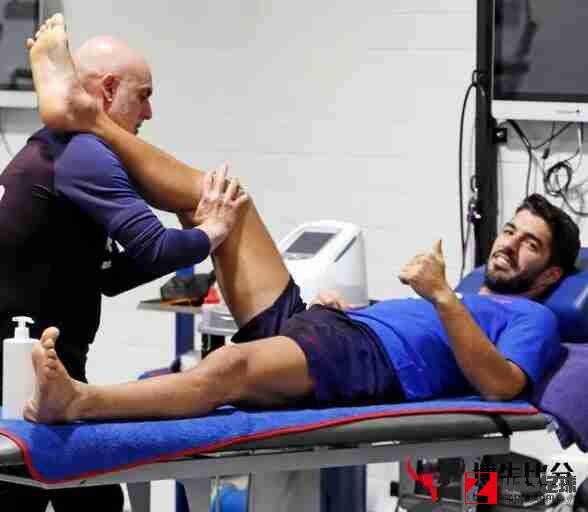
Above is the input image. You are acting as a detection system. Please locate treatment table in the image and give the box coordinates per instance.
[0,402,550,512]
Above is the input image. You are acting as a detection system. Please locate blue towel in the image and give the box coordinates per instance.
[532,343,588,451]
[0,398,537,483]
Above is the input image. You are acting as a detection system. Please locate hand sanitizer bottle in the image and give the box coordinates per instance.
[2,316,37,419]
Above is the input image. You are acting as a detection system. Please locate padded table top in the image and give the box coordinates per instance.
[0,412,550,469]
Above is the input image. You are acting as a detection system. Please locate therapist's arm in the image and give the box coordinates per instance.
[102,166,247,296]
[398,240,527,401]
[101,245,170,296]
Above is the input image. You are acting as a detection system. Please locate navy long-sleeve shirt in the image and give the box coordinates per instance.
[0,128,209,388]
[54,131,210,275]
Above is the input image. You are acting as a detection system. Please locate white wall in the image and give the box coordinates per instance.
[3,2,586,512]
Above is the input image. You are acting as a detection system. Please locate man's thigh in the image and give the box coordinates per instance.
[229,336,315,407]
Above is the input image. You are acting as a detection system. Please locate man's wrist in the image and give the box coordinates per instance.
[431,287,459,308]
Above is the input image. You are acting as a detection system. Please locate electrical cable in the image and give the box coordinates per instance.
[460,219,473,281]
[555,139,588,218]
[543,124,588,216]
[530,122,573,150]
[512,120,588,217]
[458,70,486,279]
[507,120,534,196]
[508,120,588,217]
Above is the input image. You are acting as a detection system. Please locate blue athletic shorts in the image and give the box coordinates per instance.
[232,278,405,406]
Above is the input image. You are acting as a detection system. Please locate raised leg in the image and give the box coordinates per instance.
[28,14,289,325]
[24,328,314,423]
[26,14,98,134]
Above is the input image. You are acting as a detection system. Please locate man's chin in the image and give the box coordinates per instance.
[484,272,533,295]
[486,268,512,282]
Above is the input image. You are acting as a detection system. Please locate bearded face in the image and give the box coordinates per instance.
[483,210,557,296]
[484,256,548,294]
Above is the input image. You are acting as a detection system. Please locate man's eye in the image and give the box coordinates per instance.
[526,241,538,251]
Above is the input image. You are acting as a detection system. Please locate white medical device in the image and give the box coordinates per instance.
[200,220,369,336]
[279,220,368,306]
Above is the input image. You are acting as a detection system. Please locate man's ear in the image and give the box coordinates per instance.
[540,265,564,289]
[100,74,119,103]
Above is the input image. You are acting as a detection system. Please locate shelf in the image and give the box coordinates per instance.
[0,90,37,109]
[138,299,202,315]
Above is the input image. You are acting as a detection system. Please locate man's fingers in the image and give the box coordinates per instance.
[433,239,443,259]
[203,169,215,193]
[214,163,229,193]
[313,290,351,309]
[234,192,249,208]
[225,177,241,199]
[398,267,411,285]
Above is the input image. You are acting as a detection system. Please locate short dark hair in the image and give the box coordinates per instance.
[516,194,580,274]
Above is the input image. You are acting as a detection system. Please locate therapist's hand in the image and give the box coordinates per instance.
[398,240,454,305]
[181,163,249,251]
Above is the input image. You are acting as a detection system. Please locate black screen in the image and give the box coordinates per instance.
[0,1,38,90]
[494,0,588,102]
[285,232,335,255]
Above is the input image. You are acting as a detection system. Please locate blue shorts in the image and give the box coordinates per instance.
[233,278,405,407]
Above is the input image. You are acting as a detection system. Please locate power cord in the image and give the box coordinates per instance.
[458,70,486,279]
[507,120,534,197]
[509,120,588,216]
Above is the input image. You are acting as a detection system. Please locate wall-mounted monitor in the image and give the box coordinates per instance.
[492,0,588,122]
[0,0,41,108]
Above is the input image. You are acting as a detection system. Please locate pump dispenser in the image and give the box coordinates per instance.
[2,316,37,419]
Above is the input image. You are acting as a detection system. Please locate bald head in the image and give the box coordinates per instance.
[72,35,153,134]
[73,35,149,82]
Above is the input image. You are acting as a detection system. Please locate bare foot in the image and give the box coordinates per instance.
[27,13,98,132]
[24,327,83,424]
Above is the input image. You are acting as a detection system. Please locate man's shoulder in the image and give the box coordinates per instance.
[466,293,557,323]
[62,133,120,162]
[467,293,550,309]
[53,132,125,182]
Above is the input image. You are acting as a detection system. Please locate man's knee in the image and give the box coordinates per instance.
[196,343,251,398]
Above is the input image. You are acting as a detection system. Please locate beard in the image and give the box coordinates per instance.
[483,264,545,295]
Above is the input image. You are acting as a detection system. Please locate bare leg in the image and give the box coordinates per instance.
[28,15,289,325]
[26,14,98,134]
[25,328,314,424]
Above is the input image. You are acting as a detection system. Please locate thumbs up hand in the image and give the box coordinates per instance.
[399,240,453,304]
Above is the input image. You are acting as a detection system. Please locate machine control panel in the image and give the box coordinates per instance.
[283,231,337,260]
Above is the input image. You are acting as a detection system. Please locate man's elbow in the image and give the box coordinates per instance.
[481,382,525,402]
[482,389,517,401]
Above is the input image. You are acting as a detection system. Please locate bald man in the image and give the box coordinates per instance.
[0,34,246,511]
